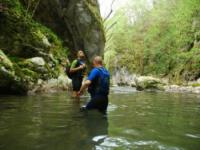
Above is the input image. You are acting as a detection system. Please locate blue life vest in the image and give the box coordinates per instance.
[88,67,110,97]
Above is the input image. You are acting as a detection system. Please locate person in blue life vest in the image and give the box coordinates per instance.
[70,50,87,98]
[78,56,110,114]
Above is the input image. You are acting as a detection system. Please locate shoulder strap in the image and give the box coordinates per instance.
[95,67,105,79]
[75,59,81,67]
[96,67,103,71]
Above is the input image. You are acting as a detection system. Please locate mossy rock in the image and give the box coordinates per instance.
[0,49,13,71]
[0,56,29,95]
[135,76,165,91]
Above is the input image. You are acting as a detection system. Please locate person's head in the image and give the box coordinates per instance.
[92,56,103,67]
[77,50,85,59]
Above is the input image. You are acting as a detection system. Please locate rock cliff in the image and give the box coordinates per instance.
[33,0,105,61]
[0,0,105,94]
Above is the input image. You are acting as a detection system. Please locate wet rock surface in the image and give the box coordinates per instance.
[34,0,105,62]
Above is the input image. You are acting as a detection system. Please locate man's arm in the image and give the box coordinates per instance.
[78,80,92,95]
[78,68,98,96]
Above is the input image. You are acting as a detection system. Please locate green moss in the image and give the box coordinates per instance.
[0,50,13,70]
[21,68,39,81]
[85,0,105,41]
[192,83,200,87]
[0,0,70,94]
[1,0,68,59]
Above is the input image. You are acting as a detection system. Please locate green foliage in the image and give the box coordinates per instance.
[0,0,69,93]
[1,0,68,59]
[105,0,200,83]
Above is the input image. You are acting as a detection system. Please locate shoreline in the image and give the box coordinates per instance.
[112,74,200,94]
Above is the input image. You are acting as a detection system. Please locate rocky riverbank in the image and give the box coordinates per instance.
[112,68,200,94]
[28,75,72,95]
[0,49,71,94]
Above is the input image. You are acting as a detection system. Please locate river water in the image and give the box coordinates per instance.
[0,87,200,150]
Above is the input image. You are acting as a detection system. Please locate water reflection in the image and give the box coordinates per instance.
[84,112,109,148]
[69,97,109,149]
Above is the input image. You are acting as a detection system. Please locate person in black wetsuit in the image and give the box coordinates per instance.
[70,50,86,98]
[78,56,110,114]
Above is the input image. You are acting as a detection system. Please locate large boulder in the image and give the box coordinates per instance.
[135,76,165,91]
[29,75,71,94]
[27,57,46,66]
[34,0,105,62]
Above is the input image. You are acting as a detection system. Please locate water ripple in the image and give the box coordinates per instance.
[94,137,184,150]
[185,134,200,139]
[100,137,131,148]
[107,104,118,112]
[93,135,108,142]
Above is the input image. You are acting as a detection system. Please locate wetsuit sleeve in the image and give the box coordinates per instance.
[87,69,99,81]
[70,60,78,69]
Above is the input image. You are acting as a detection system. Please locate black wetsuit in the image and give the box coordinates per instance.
[71,59,85,91]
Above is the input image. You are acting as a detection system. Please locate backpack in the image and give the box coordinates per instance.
[88,67,110,96]
[97,68,110,95]
[65,63,73,79]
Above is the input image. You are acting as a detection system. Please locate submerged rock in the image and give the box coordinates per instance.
[165,85,200,94]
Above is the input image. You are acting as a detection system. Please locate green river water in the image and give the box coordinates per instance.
[0,87,200,150]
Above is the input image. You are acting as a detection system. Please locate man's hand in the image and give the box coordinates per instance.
[78,80,91,96]
[77,91,83,97]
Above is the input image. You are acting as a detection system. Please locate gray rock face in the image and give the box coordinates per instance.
[27,57,46,66]
[112,67,137,87]
[34,0,105,62]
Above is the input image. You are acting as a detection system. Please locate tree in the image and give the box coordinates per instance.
[104,0,200,82]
